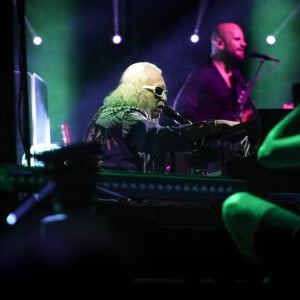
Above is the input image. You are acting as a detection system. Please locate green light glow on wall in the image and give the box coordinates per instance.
[249,0,300,108]
[26,0,78,144]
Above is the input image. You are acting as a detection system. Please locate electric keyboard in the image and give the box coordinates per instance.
[206,119,255,141]
[0,164,247,205]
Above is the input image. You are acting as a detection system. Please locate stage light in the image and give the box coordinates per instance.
[112,34,122,44]
[190,32,200,43]
[25,16,42,46]
[33,35,42,46]
[266,35,276,45]
[112,0,122,44]
[6,181,56,225]
[265,3,300,46]
[190,0,208,44]
[6,214,17,226]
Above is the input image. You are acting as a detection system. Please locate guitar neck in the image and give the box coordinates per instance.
[61,123,71,146]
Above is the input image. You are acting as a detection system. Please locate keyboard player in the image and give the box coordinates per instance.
[84,62,251,174]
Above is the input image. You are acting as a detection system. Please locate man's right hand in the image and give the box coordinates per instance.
[216,120,240,126]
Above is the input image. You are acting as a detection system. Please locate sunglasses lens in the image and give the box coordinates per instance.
[154,87,163,96]
[143,85,167,98]
[154,87,166,97]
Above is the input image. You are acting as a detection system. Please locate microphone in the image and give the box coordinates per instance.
[250,50,280,62]
[163,105,193,125]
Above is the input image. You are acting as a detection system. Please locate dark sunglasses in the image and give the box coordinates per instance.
[142,85,168,98]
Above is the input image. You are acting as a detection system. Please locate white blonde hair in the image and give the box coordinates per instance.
[102,62,162,113]
[120,62,162,85]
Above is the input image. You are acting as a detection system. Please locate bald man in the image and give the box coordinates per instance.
[173,22,262,173]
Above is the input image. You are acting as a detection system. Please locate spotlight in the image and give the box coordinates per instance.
[33,35,42,45]
[190,32,200,43]
[266,35,276,45]
[6,214,17,226]
[112,34,122,44]
[112,0,122,44]
[190,0,209,44]
[25,16,42,46]
[266,3,300,46]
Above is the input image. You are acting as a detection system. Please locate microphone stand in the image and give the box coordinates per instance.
[246,58,266,94]
[238,59,266,121]
[239,55,280,121]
